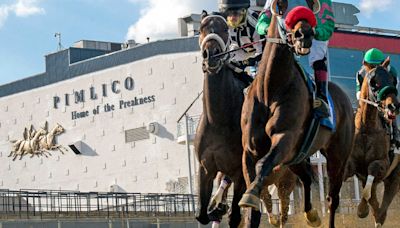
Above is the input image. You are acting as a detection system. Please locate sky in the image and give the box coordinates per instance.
[0,0,399,85]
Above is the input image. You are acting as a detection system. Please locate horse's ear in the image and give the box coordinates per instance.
[44,121,48,131]
[382,56,390,68]
[201,10,208,20]
[23,127,28,140]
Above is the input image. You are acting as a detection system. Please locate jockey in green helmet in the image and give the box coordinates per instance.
[356,48,400,148]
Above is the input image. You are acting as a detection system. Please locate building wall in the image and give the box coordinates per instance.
[0,51,204,193]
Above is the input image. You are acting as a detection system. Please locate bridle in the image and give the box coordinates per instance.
[360,67,399,117]
[199,15,231,73]
[269,0,320,55]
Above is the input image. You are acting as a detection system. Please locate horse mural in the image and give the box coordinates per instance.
[345,58,400,227]
[9,128,47,160]
[196,11,315,227]
[38,122,66,154]
[8,122,66,160]
[237,1,354,228]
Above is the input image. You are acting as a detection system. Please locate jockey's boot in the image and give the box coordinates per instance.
[238,178,263,210]
[314,70,330,118]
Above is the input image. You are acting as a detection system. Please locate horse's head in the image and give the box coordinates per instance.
[365,57,400,119]
[199,10,230,74]
[54,123,65,135]
[270,0,319,55]
[35,128,47,138]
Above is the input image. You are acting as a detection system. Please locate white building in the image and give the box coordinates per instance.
[0,37,204,194]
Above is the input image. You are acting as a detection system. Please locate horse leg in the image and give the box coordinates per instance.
[240,132,297,209]
[277,180,293,227]
[290,161,321,227]
[8,151,14,157]
[195,165,215,225]
[228,176,246,228]
[241,150,261,228]
[208,173,231,224]
[57,146,65,154]
[357,179,370,218]
[367,185,381,227]
[260,189,279,227]
[324,150,348,228]
[209,173,229,211]
[376,171,400,226]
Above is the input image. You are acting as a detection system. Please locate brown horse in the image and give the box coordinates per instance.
[345,58,400,227]
[238,1,355,228]
[196,10,315,227]
[195,11,257,227]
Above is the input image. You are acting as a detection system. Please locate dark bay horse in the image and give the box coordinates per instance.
[238,1,354,228]
[195,11,256,227]
[345,58,400,227]
[196,10,315,228]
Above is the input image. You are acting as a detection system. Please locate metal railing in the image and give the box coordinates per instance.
[176,115,201,138]
[0,189,196,219]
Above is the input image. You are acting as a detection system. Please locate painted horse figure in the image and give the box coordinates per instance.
[196,10,315,228]
[345,58,400,227]
[238,1,354,228]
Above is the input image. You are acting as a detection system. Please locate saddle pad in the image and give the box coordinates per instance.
[319,93,336,132]
[295,60,336,132]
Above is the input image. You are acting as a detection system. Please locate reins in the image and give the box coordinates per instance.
[210,37,286,59]
[359,98,384,112]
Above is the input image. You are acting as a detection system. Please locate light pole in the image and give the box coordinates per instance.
[184,113,195,212]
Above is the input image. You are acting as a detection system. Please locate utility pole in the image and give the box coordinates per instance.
[54,32,63,51]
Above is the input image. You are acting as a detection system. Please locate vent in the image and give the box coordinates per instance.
[125,127,149,143]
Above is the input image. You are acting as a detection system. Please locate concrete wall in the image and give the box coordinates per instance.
[0,51,204,194]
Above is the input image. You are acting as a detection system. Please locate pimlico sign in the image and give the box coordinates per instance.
[52,76,156,120]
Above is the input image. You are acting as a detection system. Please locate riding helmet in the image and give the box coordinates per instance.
[218,0,250,13]
[364,48,384,65]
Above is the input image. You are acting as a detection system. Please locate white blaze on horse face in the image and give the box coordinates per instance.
[199,15,229,54]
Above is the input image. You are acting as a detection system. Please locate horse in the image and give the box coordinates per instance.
[237,1,355,228]
[38,123,65,153]
[196,10,315,227]
[195,11,257,227]
[11,128,47,160]
[344,58,400,227]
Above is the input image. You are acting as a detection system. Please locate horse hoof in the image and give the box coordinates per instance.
[196,213,210,225]
[375,223,382,228]
[268,214,280,227]
[207,203,228,222]
[357,201,369,218]
[304,208,321,227]
[238,193,261,210]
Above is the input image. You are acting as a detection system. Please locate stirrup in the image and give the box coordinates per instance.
[313,98,330,118]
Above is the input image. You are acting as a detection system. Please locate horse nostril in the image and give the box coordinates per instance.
[202,49,209,59]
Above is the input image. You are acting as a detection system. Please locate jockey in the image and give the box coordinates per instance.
[219,0,264,85]
[256,0,335,118]
[356,48,400,147]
